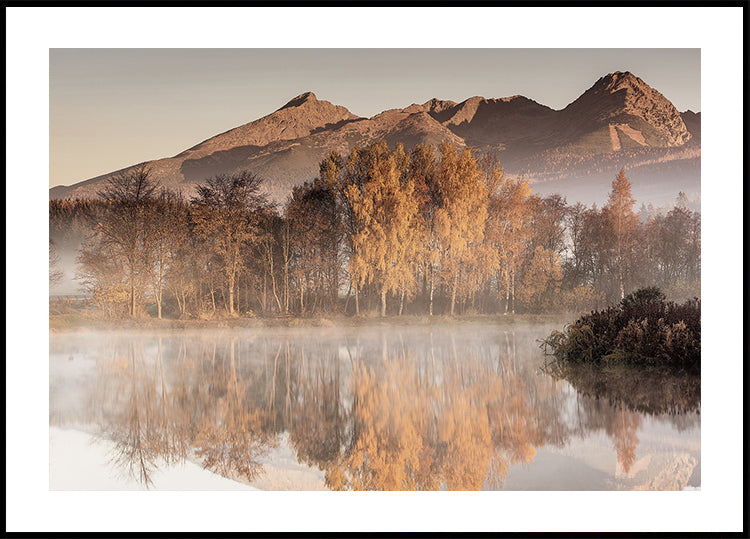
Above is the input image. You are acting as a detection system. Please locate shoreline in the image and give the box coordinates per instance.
[49,312,575,333]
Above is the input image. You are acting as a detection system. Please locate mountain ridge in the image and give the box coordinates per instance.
[50,71,700,206]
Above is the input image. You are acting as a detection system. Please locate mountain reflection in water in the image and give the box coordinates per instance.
[49,325,700,490]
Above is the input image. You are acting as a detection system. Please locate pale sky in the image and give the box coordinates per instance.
[49,48,700,188]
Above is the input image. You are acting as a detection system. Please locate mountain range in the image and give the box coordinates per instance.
[49,71,700,207]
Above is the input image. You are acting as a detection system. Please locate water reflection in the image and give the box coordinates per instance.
[542,360,700,417]
[541,360,699,476]
[49,326,700,490]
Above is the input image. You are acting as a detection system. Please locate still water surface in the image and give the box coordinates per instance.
[49,323,700,490]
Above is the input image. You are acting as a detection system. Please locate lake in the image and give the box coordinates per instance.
[49,322,700,490]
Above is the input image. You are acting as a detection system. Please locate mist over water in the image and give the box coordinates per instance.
[49,322,700,490]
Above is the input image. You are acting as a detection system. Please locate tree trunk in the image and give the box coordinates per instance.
[283,224,290,314]
[284,262,289,314]
[343,281,352,314]
[270,269,282,314]
[262,273,267,314]
[399,287,405,316]
[504,268,510,315]
[429,265,435,316]
[380,288,387,317]
[228,273,235,315]
[355,285,360,316]
[130,279,136,318]
[450,272,458,316]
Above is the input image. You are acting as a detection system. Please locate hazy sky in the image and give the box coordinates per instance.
[50,48,700,188]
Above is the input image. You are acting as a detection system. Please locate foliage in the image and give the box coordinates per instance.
[76,165,158,318]
[541,287,700,374]
[620,286,665,308]
[517,246,563,312]
[559,285,602,314]
[191,170,268,315]
[55,150,701,320]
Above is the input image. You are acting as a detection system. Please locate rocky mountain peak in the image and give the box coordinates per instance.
[422,98,458,114]
[564,71,691,146]
[178,91,358,160]
[278,91,319,110]
[601,70,640,89]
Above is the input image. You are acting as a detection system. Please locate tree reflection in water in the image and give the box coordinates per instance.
[95,339,189,487]
[542,359,700,474]
[80,327,698,489]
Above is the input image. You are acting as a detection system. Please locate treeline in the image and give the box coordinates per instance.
[49,140,700,319]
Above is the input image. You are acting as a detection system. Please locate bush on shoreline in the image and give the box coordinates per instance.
[541,287,700,374]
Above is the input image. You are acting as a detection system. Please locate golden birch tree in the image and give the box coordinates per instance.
[344,141,420,316]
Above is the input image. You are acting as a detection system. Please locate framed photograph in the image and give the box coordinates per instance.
[6,5,743,535]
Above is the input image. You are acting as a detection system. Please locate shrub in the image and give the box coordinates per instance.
[541,287,700,374]
[620,286,665,308]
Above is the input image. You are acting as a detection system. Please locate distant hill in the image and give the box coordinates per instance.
[50,71,700,207]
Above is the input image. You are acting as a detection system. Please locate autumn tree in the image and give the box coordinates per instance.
[578,204,608,300]
[164,203,198,318]
[146,189,187,319]
[344,141,420,316]
[642,193,700,299]
[255,208,287,314]
[320,149,367,314]
[76,234,129,318]
[433,143,489,316]
[191,171,266,315]
[528,193,568,255]
[488,176,532,314]
[518,246,563,312]
[77,164,158,317]
[285,177,342,314]
[562,202,589,289]
[407,144,441,314]
[603,170,640,300]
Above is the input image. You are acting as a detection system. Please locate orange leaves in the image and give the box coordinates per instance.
[343,141,422,313]
[518,246,564,312]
